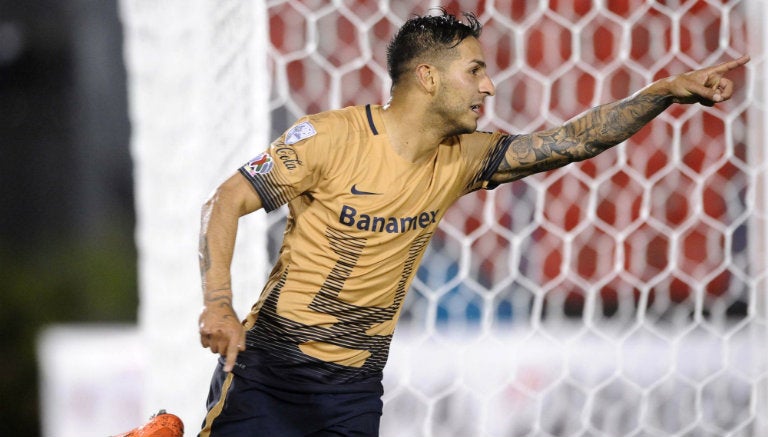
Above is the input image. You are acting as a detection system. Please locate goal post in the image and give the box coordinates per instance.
[119,0,270,428]
[121,1,768,435]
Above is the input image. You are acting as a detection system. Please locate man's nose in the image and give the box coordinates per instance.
[481,74,495,97]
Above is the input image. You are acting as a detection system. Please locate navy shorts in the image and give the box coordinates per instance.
[198,362,383,437]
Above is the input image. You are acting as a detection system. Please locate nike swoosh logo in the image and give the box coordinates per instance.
[351,184,381,195]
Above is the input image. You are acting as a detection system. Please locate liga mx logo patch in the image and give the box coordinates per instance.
[244,153,274,176]
[284,121,317,145]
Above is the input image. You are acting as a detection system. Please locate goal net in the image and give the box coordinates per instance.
[121,1,768,436]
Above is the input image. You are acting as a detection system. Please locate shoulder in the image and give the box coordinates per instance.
[277,107,357,147]
[277,106,377,169]
[301,105,371,135]
[455,130,517,154]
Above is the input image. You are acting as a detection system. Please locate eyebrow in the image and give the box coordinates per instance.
[469,59,487,68]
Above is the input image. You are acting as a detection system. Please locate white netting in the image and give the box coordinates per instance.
[265,1,768,436]
[123,0,768,436]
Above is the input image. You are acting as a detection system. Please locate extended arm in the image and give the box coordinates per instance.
[492,55,750,183]
[199,172,262,372]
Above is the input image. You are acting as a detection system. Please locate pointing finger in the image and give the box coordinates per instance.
[709,55,750,75]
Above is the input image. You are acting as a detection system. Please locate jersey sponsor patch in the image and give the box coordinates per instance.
[284,121,317,145]
[243,153,274,176]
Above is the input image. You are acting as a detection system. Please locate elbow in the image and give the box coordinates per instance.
[202,176,257,218]
[201,186,222,216]
[200,187,221,229]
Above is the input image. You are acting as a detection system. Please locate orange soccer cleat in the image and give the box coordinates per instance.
[111,409,184,437]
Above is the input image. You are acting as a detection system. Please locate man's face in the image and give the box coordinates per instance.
[433,37,496,135]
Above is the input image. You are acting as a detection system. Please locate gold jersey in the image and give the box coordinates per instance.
[237,104,513,389]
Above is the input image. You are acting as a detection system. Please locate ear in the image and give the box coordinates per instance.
[415,64,438,94]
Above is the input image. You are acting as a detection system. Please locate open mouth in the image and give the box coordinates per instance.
[471,104,481,114]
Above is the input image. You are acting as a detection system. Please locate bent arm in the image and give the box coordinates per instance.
[491,55,749,184]
[199,172,263,301]
[198,172,262,371]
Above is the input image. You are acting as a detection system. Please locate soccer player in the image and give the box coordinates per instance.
[196,9,748,437]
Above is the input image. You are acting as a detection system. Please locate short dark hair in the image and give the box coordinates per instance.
[386,9,482,86]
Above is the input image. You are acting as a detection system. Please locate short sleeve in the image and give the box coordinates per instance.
[459,131,517,194]
[238,117,329,212]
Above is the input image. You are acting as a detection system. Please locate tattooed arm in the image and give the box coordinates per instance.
[199,172,262,372]
[492,55,750,184]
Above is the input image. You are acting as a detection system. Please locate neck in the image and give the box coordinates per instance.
[381,99,448,165]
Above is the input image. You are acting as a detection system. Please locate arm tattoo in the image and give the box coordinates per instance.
[199,234,233,308]
[199,235,211,275]
[204,287,233,309]
[498,91,671,182]
[574,92,671,151]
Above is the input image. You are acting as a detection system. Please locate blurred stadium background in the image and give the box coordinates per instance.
[1,1,766,436]
[1,1,137,436]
